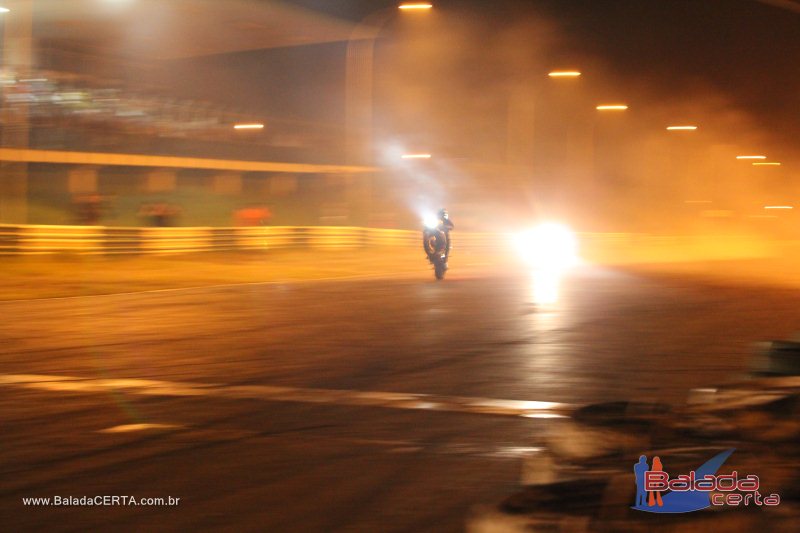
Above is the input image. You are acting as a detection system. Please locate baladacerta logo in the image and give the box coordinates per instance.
[632,449,781,513]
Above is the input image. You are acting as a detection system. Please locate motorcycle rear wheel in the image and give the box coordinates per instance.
[434,262,446,280]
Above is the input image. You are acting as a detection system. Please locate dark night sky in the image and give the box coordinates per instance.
[276,0,800,139]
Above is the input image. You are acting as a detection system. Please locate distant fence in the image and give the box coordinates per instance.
[0,224,783,263]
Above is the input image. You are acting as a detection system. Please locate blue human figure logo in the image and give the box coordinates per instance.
[633,455,650,507]
[631,449,736,513]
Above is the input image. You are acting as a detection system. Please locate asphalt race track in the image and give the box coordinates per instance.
[3,266,800,532]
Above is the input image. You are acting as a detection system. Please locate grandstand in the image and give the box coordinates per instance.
[0,0,373,227]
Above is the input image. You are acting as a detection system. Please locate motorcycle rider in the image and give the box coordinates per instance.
[437,208,454,265]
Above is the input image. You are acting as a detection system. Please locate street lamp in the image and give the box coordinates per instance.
[596,104,628,111]
[666,125,698,131]
[753,162,781,166]
[345,3,432,165]
[736,155,766,160]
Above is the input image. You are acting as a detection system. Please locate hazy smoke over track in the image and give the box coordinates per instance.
[376,6,798,235]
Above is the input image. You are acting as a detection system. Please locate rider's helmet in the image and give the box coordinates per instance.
[437,208,449,221]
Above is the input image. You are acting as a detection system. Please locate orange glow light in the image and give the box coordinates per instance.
[234,123,264,130]
[548,71,582,78]
[736,155,766,160]
[596,104,628,111]
[753,162,781,166]
[667,126,698,131]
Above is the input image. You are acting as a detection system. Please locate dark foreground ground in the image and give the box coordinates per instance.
[2,262,800,532]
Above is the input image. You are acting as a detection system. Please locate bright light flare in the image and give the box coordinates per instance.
[0,7,9,13]
[666,125,698,131]
[764,205,793,210]
[736,155,766,160]
[753,162,781,166]
[234,123,264,130]
[401,153,432,159]
[515,223,579,271]
[596,104,628,111]
[548,71,581,78]
[398,3,433,9]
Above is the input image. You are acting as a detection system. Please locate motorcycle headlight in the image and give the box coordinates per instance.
[423,215,439,229]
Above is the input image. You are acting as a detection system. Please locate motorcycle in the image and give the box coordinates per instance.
[422,218,449,280]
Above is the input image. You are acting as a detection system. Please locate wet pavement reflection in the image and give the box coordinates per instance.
[2,266,800,530]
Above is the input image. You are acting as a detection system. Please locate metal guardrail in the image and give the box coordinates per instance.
[0,224,432,255]
[0,223,780,262]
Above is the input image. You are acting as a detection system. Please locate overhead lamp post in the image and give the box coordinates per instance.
[506,68,582,177]
[664,125,702,210]
[345,3,433,166]
[588,102,630,222]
